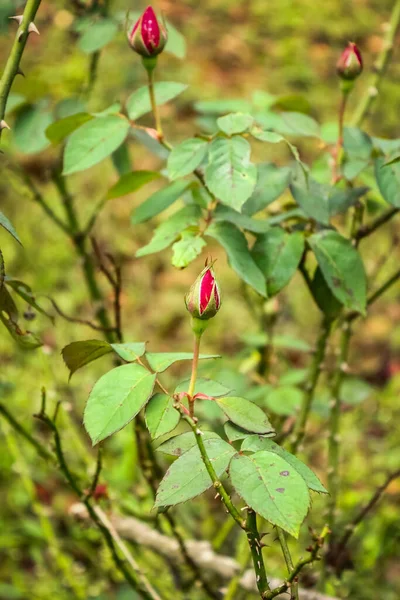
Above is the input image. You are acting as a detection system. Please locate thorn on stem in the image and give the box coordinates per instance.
[9,15,23,25]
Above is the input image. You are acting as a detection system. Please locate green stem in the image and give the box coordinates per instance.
[326,319,352,531]
[355,208,398,242]
[246,510,271,596]
[188,333,201,417]
[367,267,400,307]
[0,403,53,461]
[264,527,329,600]
[35,411,160,600]
[289,317,332,453]
[276,529,298,600]
[352,0,400,126]
[332,89,350,182]
[51,169,116,342]
[0,0,43,135]
[147,65,162,136]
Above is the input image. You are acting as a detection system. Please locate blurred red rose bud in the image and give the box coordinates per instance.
[128,6,167,58]
[337,42,363,81]
[185,264,221,321]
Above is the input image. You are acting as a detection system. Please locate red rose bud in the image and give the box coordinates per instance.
[337,42,363,81]
[185,265,221,321]
[128,6,167,58]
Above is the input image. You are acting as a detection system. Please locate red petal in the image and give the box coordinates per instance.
[141,6,160,52]
[200,269,215,314]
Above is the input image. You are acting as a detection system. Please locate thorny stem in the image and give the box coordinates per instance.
[34,406,161,600]
[326,193,364,537]
[134,416,219,600]
[246,510,271,596]
[0,403,53,461]
[264,527,329,599]
[355,208,398,242]
[85,444,103,500]
[289,316,332,453]
[0,0,43,138]
[51,169,116,343]
[352,0,400,127]
[276,528,298,600]
[326,320,352,532]
[176,402,270,598]
[188,333,201,417]
[336,468,400,554]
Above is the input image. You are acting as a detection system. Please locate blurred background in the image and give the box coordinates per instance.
[1,1,400,599]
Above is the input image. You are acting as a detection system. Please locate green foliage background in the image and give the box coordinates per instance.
[1,1,400,599]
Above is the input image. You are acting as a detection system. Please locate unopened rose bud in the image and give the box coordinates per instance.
[185,265,221,322]
[337,42,363,81]
[128,6,167,59]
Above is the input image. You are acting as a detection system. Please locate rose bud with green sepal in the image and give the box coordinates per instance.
[185,264,221,322]
[336,42,363,81]
[128,6,168,58]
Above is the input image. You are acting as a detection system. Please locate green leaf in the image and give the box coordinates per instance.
[375,157,400,207]
[310,267,342,320]
[106,171,161,201]
[14,105,53,154]
[205,137,257,211]
[145,394,180,439]
[175,377,230,398]
[342,127,373,179]
[62,340,146,378]
[5,93,26,114]
[5,279,53,320]
[217,112,254,135]
[136,205,201,257]
[132,180,191,225]
[171,232,206,268]
[63,116,130,175]
[84,364,156,444]
[146,352,219,373]
[62,340,113,378]
[215,396,275,434]
[242,163,291,216]
[264,386,303,416]
[156,431,220,456]
[250,127,303,166]
[340,376,374,406]
[127,82,188,121]
[167,138,208,180]
[241,436,327,493]
[252,229,304,296]
[78,19,118,53]
[229,452,310,537]
[110,343,146,362]
[212,205,270,234]
[257,111,320,138]
[195,99,252,115]
[111,142,131,176]
[0,212,21,245]
[0,312,42,350]
[291,177,365,225]
[206,222,267,297]
[45,113,93,145]
[155,438,235,507]
[224,422,251,442]
[308,230,367,314]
